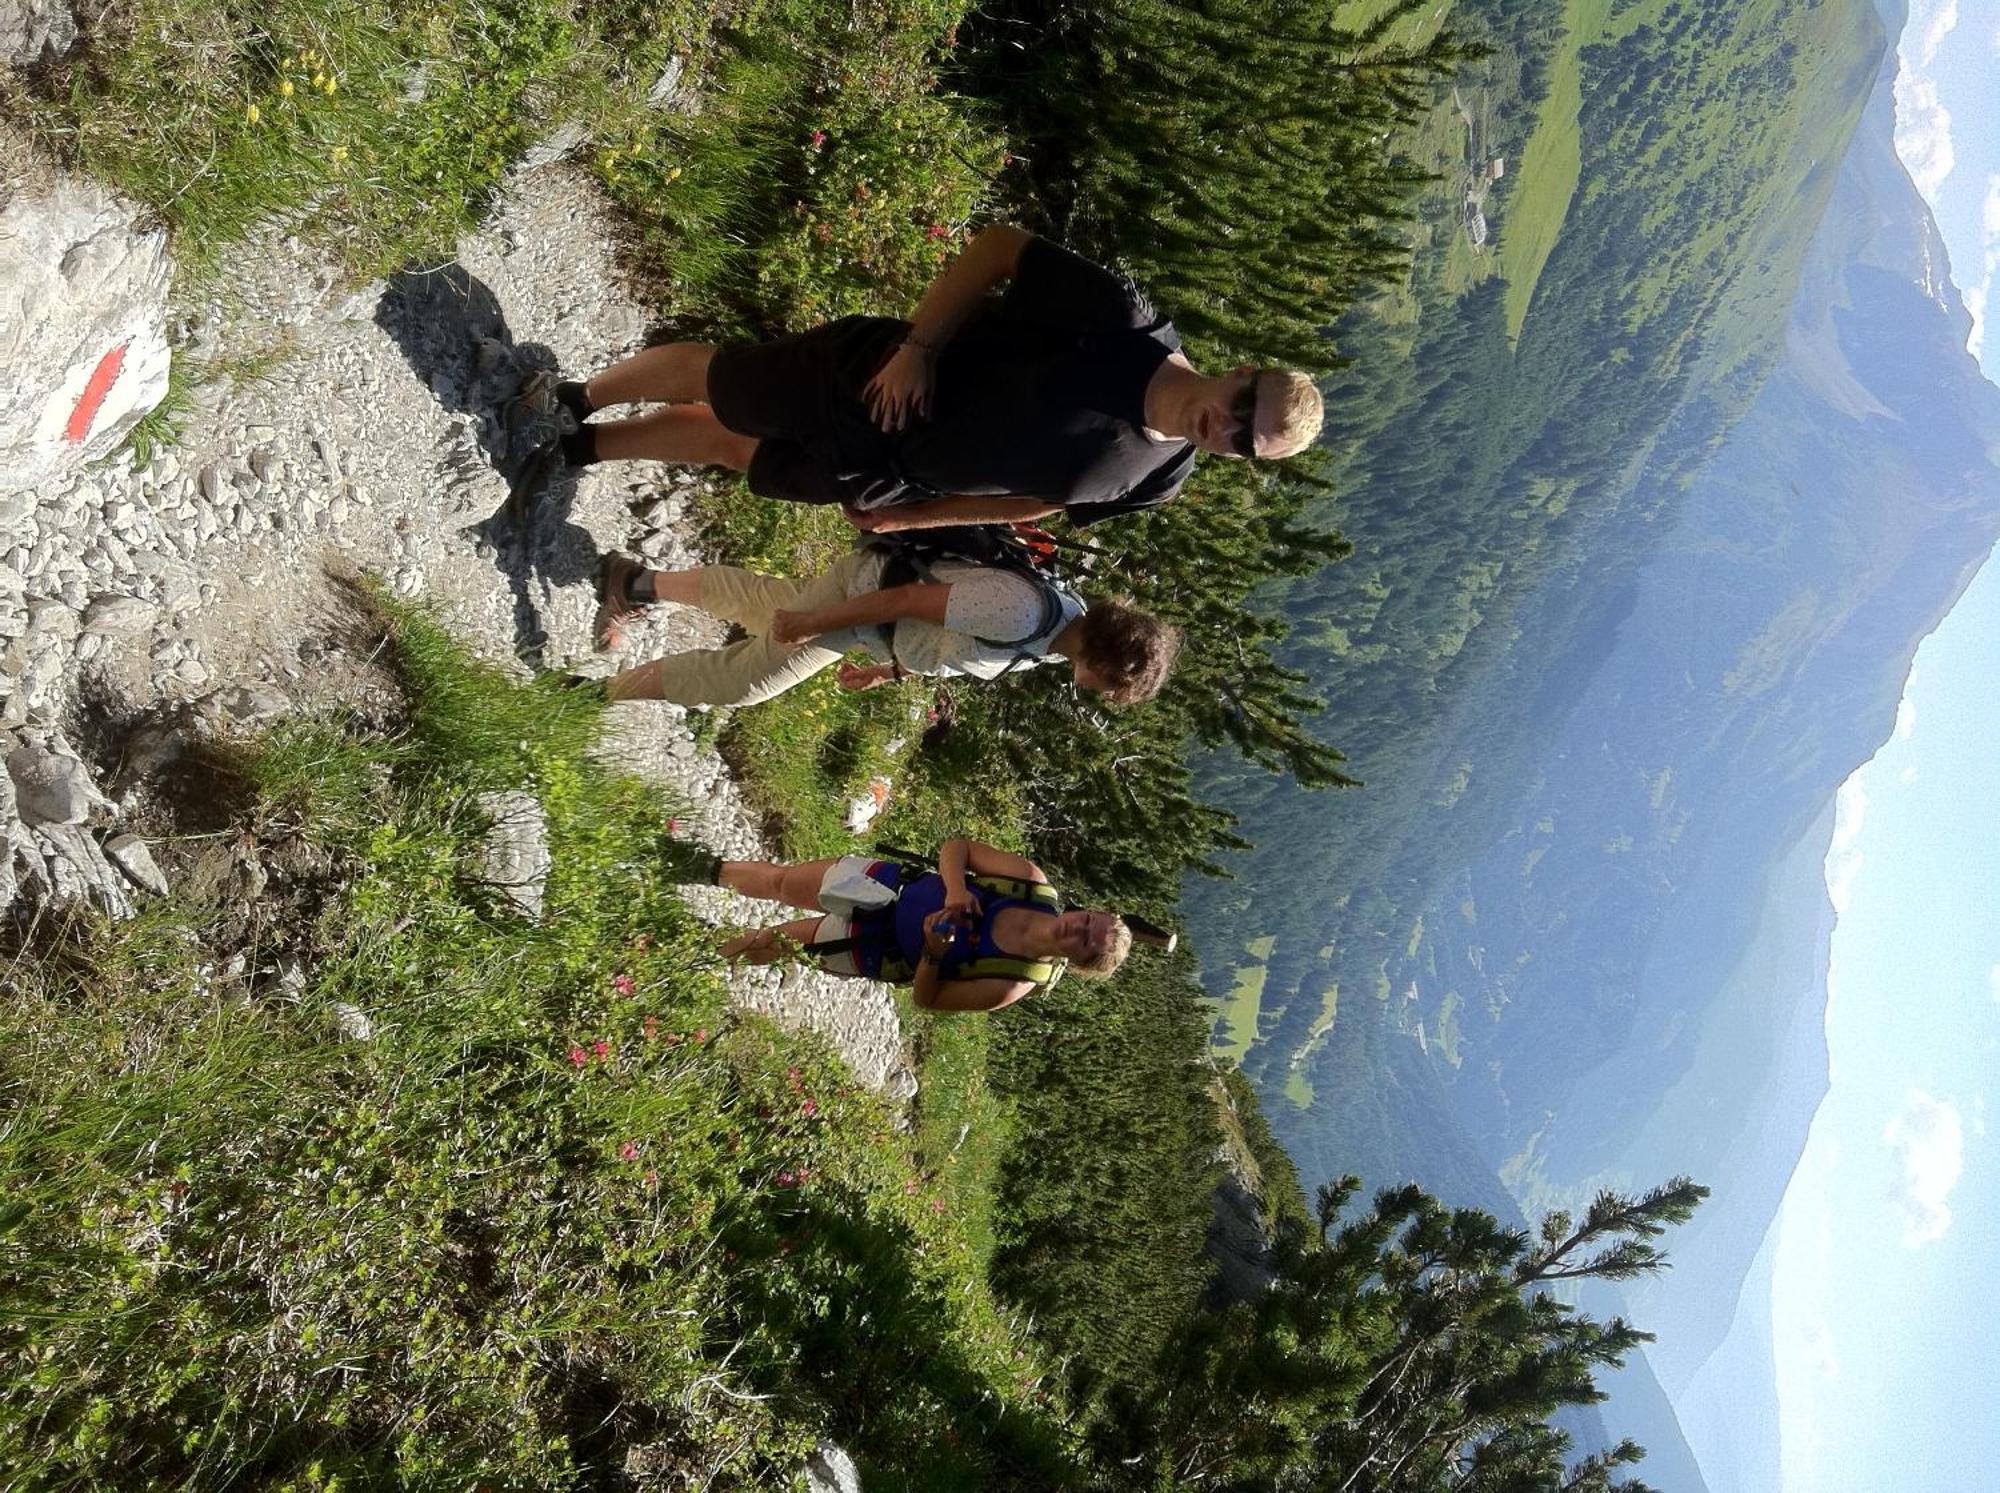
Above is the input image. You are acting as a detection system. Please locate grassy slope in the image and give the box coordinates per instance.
[0,602,1071,1488]
[1496,0,1605,339]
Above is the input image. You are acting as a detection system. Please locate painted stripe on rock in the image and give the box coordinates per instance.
[63,341,130,444]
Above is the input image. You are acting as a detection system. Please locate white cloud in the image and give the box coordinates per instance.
[1800,1317,1841,1381]
[1894,73,1957,200]
[1911,0,1960,64]
[1894,697,1918,742]
[1826,777,1869,915]
[1882,1089,1965,1247]
[1969,176,2000,363]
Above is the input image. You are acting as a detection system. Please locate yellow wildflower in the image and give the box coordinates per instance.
[666,166,682,182]
[279,79,295,97]
[331,145,349,163]
[246,103,261,124]
[323,77,337,95]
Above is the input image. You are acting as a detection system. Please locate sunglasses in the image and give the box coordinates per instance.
[1229,377,1259,457]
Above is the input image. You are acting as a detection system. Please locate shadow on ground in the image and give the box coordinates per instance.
[375,263,599,669]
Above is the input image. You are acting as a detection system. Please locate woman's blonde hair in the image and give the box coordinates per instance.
[1067,915,1134,978]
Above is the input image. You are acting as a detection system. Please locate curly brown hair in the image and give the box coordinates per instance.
[1075,600,1182,705]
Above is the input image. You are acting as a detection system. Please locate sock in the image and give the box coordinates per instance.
[559,426,599,467]
[556,380,596,422]
[623,569,656,605]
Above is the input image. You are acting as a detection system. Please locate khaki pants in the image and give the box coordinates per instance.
[646,551,875,707]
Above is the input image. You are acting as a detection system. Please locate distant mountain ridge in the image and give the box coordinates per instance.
[1444,52,2000,1486]
[1170,0,2000,1482]
[1235,21,2000,1491]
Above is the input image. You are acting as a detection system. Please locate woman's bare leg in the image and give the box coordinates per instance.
[585,343,718,407]
[720,916,823,964]
[718,858,845,913]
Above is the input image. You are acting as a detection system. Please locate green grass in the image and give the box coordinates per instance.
[1496,0,1610,341]
[0,597,1076,1489]
[900,1009,1016,1270]
[24,0,999,335]
[1211,960,1267,1063]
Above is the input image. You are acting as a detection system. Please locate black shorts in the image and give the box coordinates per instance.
[706,316,917,506]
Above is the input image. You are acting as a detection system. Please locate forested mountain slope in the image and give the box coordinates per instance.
[1184,0,1886,1201]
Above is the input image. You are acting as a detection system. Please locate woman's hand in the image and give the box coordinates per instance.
[770,609,824,647]
[941,883,981,924]
[921,907,962,961]
[836,660,896,691]
[864,342,936,432]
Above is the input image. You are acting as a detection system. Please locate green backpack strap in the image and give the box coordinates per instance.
[956,954,1067,991]
[956,874,1064,990]
[966,873,1062,912]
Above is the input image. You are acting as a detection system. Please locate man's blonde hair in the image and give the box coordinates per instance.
[1068,915,1134,978]
[1255,369,1324,459]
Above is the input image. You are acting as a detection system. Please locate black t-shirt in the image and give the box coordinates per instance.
[893,238,1196,525]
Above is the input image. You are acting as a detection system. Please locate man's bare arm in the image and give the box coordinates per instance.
[867,224,1034,430]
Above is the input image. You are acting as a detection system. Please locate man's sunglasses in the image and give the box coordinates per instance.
[1230,377,1259,457]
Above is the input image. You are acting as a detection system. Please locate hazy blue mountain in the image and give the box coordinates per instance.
[1280,36,2000,1487]
[1194,2,2000,1481]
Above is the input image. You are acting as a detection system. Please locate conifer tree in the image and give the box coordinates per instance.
[1087,1175,1707,1490]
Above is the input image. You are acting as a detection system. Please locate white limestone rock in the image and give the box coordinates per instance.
[1,0,77,66]
[82,592,159,636]
[0,178,172,493]
[103,831,169,896]
[5,738,95,826]
[474,789,550,919]
[805,1441,862,1493]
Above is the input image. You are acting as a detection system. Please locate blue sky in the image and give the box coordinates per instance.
[1769,5,2000,1484]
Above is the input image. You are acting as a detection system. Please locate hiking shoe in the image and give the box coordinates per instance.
[594,550,649,651]
[501,369,578,526]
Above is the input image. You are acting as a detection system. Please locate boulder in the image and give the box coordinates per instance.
[5,738,94,826]
[474,789,550,919]
[104,831,169,896]
[82,593,160,636]
[28,820,135,919]
[805,1440,862,1493]
[0,761,17,908]
[0,177,173,495]
[1,0,77,67]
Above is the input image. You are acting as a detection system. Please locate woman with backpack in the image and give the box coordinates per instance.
[580,533,1179,709]
[702,838,1133,1011]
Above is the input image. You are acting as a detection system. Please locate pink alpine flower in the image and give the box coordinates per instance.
[809,129,827,150]
[643,1015,660,1040]
[567,1046,589,1069]
[800,1098,819,1119]
[612,973,637,997]
[619,1141,640,1161]
[926,223,949,241]
[592,1039,611,1061]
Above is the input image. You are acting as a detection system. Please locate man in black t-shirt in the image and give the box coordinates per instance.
[521,227,1323,532]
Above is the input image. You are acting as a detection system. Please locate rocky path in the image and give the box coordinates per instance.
[1,161,915,1101]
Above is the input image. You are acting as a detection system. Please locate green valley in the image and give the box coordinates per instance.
[1188,0,1885,1164]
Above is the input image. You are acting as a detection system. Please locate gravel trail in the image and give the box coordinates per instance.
[5,162,915,1099]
